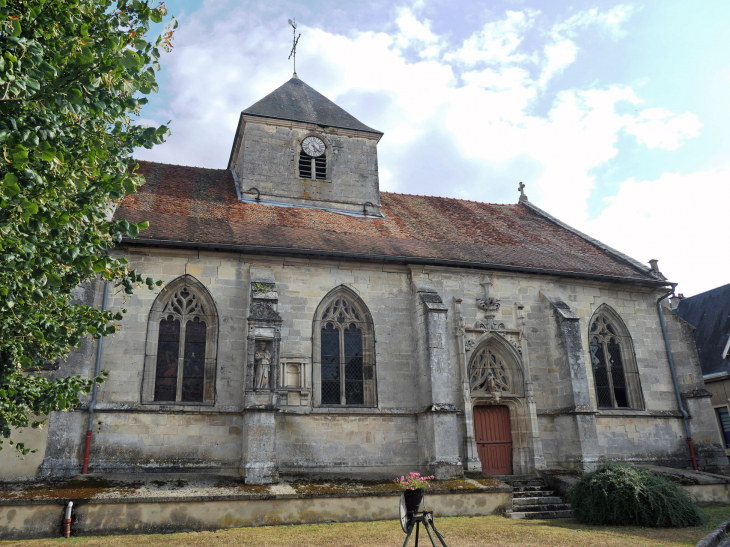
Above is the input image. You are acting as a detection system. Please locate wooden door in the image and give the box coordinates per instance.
[473,405,512,475]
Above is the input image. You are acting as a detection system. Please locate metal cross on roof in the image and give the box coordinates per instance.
[287,18,301,78]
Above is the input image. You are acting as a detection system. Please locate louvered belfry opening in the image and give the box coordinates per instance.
[298,150,327,180]
[588,309,642,410]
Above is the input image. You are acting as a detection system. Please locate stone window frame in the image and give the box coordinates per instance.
[295,132,332,182]
[587,304,644,411]
[141,274,219,406]
[312,285,377,408]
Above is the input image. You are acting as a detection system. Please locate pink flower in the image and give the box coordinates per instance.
[410,487,414,490]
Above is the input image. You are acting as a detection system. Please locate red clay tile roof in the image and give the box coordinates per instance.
[114,161,659,283]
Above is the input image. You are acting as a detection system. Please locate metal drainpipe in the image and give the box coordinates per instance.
[657,285,699,470]
[82,280,108,474]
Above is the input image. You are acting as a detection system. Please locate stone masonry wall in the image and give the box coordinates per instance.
[37,246,725,477]
[234,121,381,214]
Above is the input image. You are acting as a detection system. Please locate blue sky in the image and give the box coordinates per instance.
[136,0,730,296]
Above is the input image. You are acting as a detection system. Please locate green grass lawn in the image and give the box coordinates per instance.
[3,505,728,547]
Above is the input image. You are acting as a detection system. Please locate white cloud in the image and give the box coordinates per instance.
[582,168,730,295]
[624,108,703,150]
[539,39,578,87]
[553,5,634,39]
[393,7,444,59]
[446,10,538,66]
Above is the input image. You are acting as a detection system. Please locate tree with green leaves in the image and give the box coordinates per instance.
[0,0,175,454]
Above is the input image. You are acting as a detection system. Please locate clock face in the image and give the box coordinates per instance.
[302,136,325,157]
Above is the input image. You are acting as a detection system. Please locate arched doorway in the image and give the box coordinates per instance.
[466,333,528,475]
[473,405,512,475]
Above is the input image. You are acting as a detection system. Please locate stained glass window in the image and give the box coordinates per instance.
[316,291,375,406]
[152,284,211,403]
[589,309,642,409]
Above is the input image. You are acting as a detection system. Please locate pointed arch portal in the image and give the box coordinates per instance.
[467,332,533,475]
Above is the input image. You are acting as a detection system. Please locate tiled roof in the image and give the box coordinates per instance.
[114,161,660,283]
[242,77,382,135]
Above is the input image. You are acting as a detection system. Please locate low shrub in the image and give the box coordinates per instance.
[567,462,706,527]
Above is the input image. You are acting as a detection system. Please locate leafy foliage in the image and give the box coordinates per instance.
[0,0,174,454]
[568,462,706,527]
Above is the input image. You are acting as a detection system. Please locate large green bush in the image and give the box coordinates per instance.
[568,462,706,527]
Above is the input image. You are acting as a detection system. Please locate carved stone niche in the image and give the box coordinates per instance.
[245,281,282,407]
[279,359,312,407]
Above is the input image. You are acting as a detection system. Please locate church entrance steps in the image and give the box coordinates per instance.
[0,474,511,540]
[499,475,574,520]
[512,496,564,506]
[507,509,575,520]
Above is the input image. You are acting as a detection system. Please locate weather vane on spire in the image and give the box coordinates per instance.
[288,18,301,78]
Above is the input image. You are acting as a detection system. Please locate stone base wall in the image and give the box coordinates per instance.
[276,413,421,478]
[595,415,690,466]
[0,422,48,481]
[88,411,243,474]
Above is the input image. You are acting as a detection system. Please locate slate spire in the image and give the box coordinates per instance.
[242,78,382,135]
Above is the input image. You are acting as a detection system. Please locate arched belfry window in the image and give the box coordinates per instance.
[298,135,328,180]
[588,306,643,410]
[142,275,218,405]
[313,287,376,407]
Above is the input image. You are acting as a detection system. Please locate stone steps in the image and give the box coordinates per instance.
[511,503,572,512]
[512,489,555,497]
[513,496,564,506]
[499,475,574,520]
[506,509,575,520]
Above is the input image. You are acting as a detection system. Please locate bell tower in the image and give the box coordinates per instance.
[227,76,384,217]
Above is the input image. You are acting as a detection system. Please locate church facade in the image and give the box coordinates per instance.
[38,76,727,483]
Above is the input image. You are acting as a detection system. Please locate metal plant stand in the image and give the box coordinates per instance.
[399,494,449,547]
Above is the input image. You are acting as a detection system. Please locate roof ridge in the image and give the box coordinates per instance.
[381,191,518,207]
[520,200,662,281]
[134,159,230,172]
[681,282,730,301]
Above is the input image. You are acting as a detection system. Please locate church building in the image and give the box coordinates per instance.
[38,75,727,483]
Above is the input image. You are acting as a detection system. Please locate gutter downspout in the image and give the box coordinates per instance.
[657,284,699,470]
[82,280,108,474]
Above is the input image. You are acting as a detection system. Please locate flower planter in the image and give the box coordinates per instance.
[403,488,424,513]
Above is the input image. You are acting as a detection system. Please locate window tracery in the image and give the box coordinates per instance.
[588,307,643,410]
[468,340,524,397]
[313,288,376,407]
[142,276,218,405]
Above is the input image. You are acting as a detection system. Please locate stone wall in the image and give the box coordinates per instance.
[277,413,419,477]
[37,246,727,477]
[0,421,48,481]
[233,119,381,215]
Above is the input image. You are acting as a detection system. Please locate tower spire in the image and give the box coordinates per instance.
[287,18,301,78]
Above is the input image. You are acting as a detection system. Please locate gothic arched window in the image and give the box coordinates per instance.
[313,287,376,407]
[298,135,328,180]
[142,275,218,405]
[588,306,643,410]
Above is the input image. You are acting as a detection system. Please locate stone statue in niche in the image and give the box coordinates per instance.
[254,341,272,389]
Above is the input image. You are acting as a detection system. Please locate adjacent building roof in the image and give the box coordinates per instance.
[114,162,663,285]
[674,283,730,376]
[241,77,382,135]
